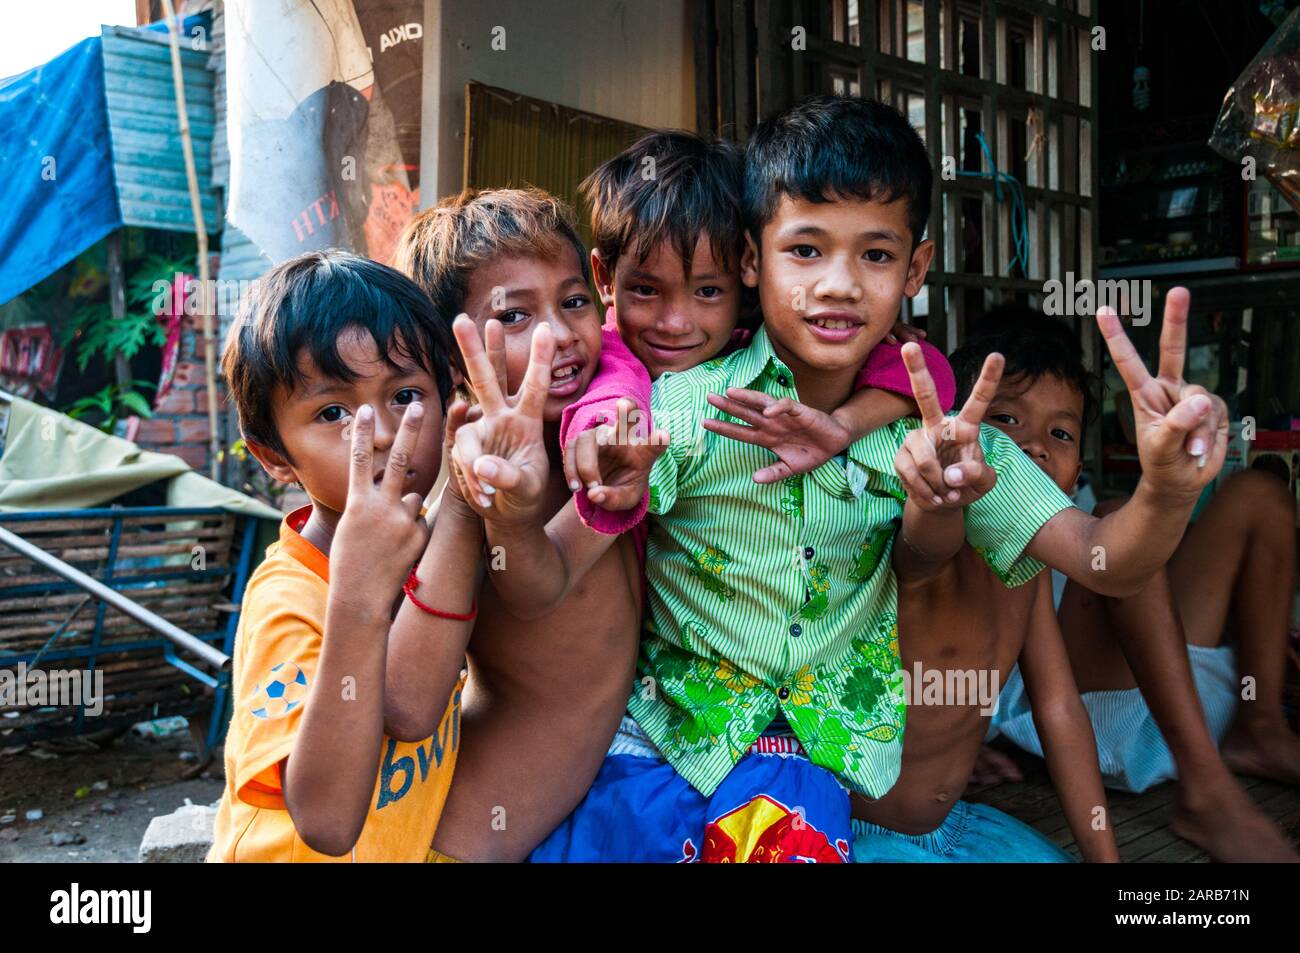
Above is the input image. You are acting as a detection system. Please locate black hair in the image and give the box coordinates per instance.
[222,249,457,460]
[949,304,1101,441]
[743,94,933,245]
[581,129,744,276]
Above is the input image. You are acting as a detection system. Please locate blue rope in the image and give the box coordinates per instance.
[955,131,1030,277]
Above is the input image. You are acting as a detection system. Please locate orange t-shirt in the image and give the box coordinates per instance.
[208,507,463,862]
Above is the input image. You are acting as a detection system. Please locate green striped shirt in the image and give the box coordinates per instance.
[629,325,1075,798]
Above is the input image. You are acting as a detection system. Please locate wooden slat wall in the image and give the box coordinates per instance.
[463,82,651,254]
[0,513,237,737]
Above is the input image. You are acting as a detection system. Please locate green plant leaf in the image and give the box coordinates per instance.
[119,390,153,418]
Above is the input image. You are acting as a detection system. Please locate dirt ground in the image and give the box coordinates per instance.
[0,722,223,862]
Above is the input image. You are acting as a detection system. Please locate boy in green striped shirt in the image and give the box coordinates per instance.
[457,95,1231,862]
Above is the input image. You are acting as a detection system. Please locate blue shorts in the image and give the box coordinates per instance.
[530,717,853,863]
[990,644,1238,793]
[852,800,1075,863]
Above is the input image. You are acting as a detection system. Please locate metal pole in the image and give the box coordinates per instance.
[0,525,230,671]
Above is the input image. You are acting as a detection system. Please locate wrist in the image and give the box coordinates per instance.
[439,485,480,522]
[1132,475,1200,514]
[825,409,855,448]
[326,589,392,629]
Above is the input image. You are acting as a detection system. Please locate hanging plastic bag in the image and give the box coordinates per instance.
[1209,6,1300,210]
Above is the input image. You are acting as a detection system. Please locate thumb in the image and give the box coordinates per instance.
[753,460,795,484]
[1161,393,1211,441]
[474,455,523,492]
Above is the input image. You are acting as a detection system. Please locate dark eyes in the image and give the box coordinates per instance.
[632,285,658,297]
[788,246,892,262]
[498,309,528,326]
[697,286,723,299]
[317,389,421,423]
[563,295,590,309]
[991,412,1074,444]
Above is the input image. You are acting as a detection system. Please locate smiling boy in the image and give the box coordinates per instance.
[393,188,661,862]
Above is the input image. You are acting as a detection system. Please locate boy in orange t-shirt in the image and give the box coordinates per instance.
[208,250,492,861]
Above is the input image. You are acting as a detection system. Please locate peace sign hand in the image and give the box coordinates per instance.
[1098,288,1228,500]
[332,400,432,599]
[893,342,1003,512]
[450,316,556,527]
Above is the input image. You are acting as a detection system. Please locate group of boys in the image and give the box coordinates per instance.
[207,94,1300,863]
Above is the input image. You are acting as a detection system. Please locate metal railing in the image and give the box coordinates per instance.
[0,524,230,671]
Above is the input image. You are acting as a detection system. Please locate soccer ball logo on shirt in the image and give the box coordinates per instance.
[249,661,309,719]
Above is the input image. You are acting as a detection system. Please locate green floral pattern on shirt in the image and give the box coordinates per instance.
[779,475,804,518]
[647,613,906,781]
[851,524,896,583]
[689,546,735,601]
[793,562,832,621]
[631,325,1076,799]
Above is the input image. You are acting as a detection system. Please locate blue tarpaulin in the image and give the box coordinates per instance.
[0,37,121,305]
[0,13,212,306]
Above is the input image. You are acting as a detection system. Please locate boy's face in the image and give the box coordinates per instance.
[983,372,1084,494]
[593,235,741,379]
[742,194,933,378]
[461,247,601,421]
[250,326,445,515]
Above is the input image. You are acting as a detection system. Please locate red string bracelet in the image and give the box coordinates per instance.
[403,569,477,621]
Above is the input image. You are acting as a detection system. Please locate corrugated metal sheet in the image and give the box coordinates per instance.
[101,24,219,233]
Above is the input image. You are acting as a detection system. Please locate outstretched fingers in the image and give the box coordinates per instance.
[1097,306,1153,397]
[706,391,771,429]
[348,404,376,498]
[1157,287,1190,382]
[514,323,557,419]
[381,401,424,501]
[957,352,1005,428]
[453,315,507,414]
[901,342,946,430]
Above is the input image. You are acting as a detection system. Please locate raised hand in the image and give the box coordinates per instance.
[893,342,1003,511]
[1099,289,1228,497]
[332,401,431,593]
[563,397,670,511]
[701,388,853,484]
[450,316,555,525]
